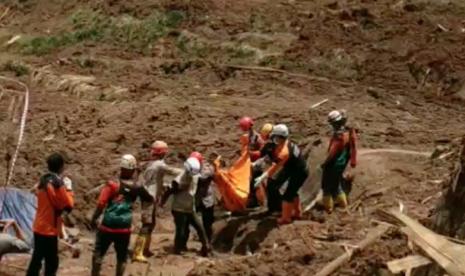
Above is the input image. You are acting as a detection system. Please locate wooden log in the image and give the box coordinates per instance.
[311,224,390,276]
[389,209,465,276]
[387,255,432,274]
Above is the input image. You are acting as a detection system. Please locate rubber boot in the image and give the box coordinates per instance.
[200,245,210,257]
[132,235,148,263]
[116,261,126,276]
[292,196,302,220]
[143,234,154,257]
[277,202,293,225]
[336,192,348,209]
[323,195,334,214]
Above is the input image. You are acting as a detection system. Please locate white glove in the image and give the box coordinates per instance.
[63,176,73,191]
[254,172,268,188]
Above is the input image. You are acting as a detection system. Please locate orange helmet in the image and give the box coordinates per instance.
[239,117,254,131]
[151,140,168,156]
[190,151,204,164]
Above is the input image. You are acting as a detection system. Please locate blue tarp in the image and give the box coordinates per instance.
[0,188,37,246]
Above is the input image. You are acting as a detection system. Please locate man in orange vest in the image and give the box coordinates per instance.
[90,154,153,276]
[254,124,309,224]
[26,153,74,276]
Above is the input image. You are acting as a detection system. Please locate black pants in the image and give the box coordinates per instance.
[26,233,59,276]
[248,166,263,208]
[172,211,208,253]
[282,169,308,202]
[91,231,131,276]
[322,167,344,197]
[267,167,309,211]
[198,205,214,242]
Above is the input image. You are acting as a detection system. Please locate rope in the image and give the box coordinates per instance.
[0,76,29,187]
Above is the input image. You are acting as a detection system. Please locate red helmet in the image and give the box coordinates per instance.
[151,141,168,156]
[190,151,203,164]
[239,117,254,131]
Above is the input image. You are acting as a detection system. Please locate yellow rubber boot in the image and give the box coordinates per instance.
[132,235,148,263]
[323,195,334,214]
[143,234,154,257]
[292,197,302,220]
[277,202,293,225]
[336,193,348,209]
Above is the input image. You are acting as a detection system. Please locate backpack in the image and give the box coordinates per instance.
[102,182,133,229]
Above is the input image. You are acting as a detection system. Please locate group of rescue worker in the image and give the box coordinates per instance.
[24,109,357,276]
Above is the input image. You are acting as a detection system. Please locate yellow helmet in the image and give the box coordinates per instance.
[260,123,273,137]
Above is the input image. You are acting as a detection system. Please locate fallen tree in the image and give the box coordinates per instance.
[414,136,465,276]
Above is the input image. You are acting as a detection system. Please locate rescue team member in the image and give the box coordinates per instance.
[321,110,357,213]
[254,124,309,224]
[132,141,180,262]
[248,123,274,208]
[27,153,74,276]
[162,157,210,256]
[239,117,264,162]
[192,152,215,242]
[90,154,153,276]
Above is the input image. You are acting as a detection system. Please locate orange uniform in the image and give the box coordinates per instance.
[33,173,74,237]
[266,140,290,177]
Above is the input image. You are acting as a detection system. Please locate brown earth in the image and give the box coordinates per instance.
[1,0,465,275]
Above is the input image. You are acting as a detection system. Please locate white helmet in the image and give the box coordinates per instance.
[120,154,137,170]
[271,124,289,138]
[184,157,201,175]
[328,110,343,124]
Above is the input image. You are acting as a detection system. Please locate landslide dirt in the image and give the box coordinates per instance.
[1,0,465,275]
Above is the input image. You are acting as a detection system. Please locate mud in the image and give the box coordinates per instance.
[1,0,465,275]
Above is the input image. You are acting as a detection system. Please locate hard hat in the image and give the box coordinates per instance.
[184,157,201,175]
[189,151,204,164]
[271,124,289,138]
[120,154,137,170]
[260,123,273,137]
[328,110,343,124]
[239,117,254,131]
[151,140,168,156]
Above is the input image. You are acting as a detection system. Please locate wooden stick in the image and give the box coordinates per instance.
[0,7,10,22]
[7,96,16,121]
[310,98,329,109]
[311,224,390,276]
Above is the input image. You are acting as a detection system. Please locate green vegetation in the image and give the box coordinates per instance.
[21,9,185,55]
[2,61,30,76]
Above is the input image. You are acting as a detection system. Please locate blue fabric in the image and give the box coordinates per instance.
[0,188,37,246]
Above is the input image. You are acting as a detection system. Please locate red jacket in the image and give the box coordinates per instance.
[33,173,74,236]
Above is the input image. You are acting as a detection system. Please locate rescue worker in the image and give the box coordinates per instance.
[90,154,153,276]
[26,153,74,276]
[132,141,180,262]
[192,152,215,242]
[321,110,357,213]
[254,124,309,224]
[260,123,273,141]
[248,123,274,208]
[239,116,264,162]
[164,157,210,256]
